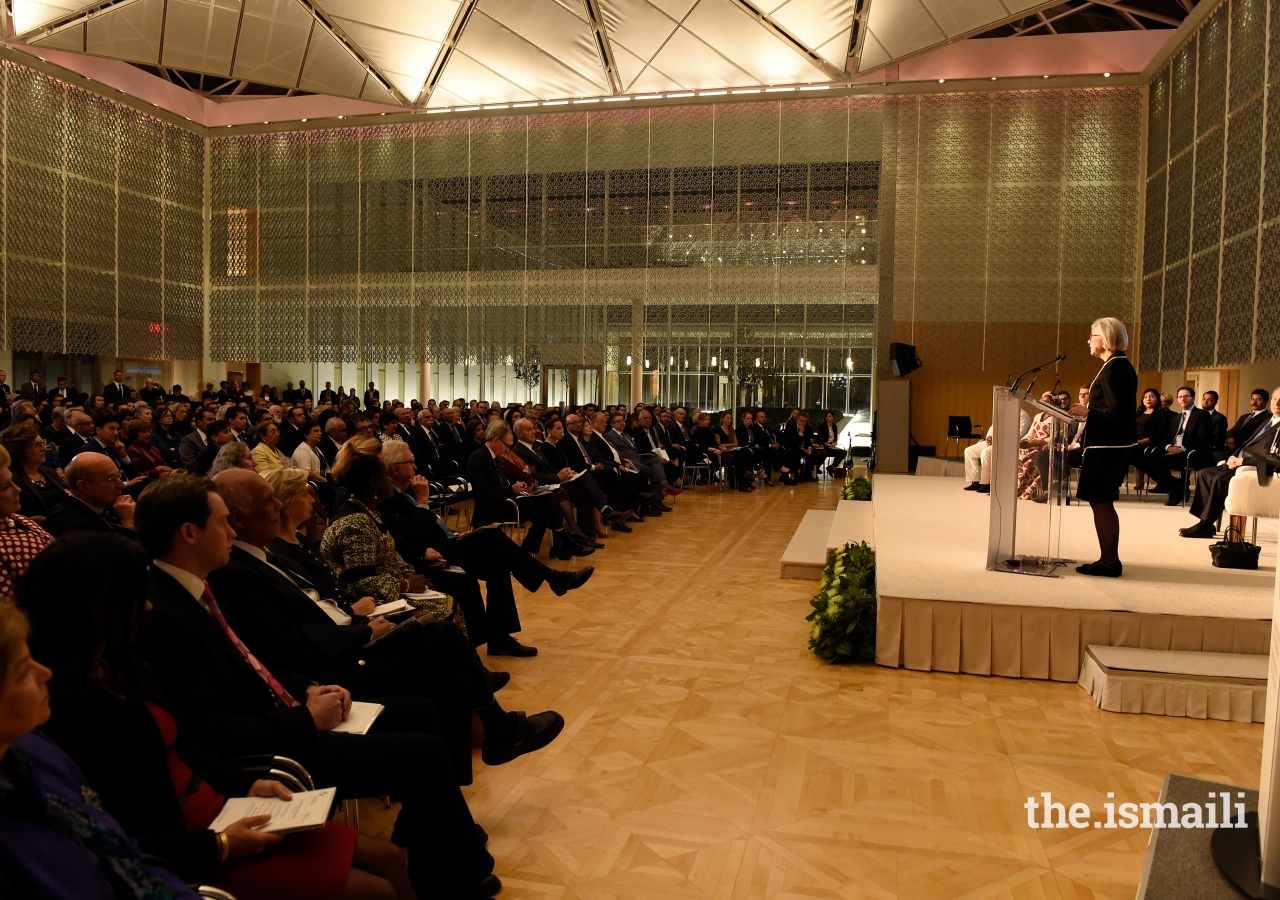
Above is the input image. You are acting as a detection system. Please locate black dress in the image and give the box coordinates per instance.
[1076,351,1138,503]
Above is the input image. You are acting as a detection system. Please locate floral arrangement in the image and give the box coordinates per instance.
[806,541,876,663]
[841,476,871,501]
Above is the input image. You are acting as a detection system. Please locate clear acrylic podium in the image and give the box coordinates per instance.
[987,386,1082,577]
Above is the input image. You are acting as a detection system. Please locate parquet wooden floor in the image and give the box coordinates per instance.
[357,479,1265,899]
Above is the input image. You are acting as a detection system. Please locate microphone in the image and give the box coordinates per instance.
[1012,355,1066,393]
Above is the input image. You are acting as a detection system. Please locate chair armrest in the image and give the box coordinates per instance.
[194,886,238,900]
[235,755,315,792]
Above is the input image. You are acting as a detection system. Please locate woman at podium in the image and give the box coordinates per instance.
[1075,317,1137,577]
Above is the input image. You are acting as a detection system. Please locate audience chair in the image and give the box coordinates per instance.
[498,497,528,545]
[944,416,982,458]
[1180,448,1212,507]
[1224,464,1280,544]
[683,460,712,490]
[236,754,314,793]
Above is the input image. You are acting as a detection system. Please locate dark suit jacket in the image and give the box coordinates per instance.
[318,435,342,466]
[43,495,131,538]
[179,429,207,468]
[206,546,373,684]
[277,422,304,457]
[72,439,138,478]
[560,432,595,471]
[406,424,459,478]
[102,383,130,407]
[435,420,463,445]
[1160,407,1215,454]
[57,431,91,465]
[139,386,165,404]
[465,447,518,527]
[319,390,339,404]
[1228,410,1271,449]
[735,423,758,448]
[379,489,454,565]
[45,387,70,403]
[137,567,319,759]
[629,425,663,456]
[1207,409,1229,450]
[586,430,623,470]
[17,381,42,402]
[1083,351,1138,447]
[513,442,562,483]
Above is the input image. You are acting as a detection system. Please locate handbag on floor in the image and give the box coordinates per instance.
[1209,538,1262,570]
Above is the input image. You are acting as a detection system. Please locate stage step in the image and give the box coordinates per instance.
[780,500,875,579]
[1078,644,1267,723]
[915,456,965,478]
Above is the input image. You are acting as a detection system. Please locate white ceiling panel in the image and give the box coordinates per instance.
[856,29,890,71]
[232,0,314,87]
[628,62,685,92]
[865,0,943,59]
[11,0,95,37]
[434,49,538,104]
[921,0,1009,38]
[86,0,164,65]
[297,22,368,96]
[645,0,696,24]
[683,0,827,84]
[1002,0,1047,12]
[610,41,647,88]
[424,83,472,107]
[316,0,459,43]
[648,27,752,89]
[478,0,609,89]
[330,18,440,99]
[360,76,398,103]
[455,11,606,98]
[599,0,679,63]
[30,22,85,51]
[161,0,242,76]
[815,26,849,68]
[768,0,854,51]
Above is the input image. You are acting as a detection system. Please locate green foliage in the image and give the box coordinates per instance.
[805,541,876,664]
[841,476,872,501]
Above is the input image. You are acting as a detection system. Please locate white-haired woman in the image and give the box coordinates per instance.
[1075,316,1137,577]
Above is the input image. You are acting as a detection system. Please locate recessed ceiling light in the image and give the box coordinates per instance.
[426,108,450,113]
[667,92,694,98]
[1043,75,1050,79]
[602,96,629,101]
[337,115,345,119]
[699,90,726,96]
[799,85,829,91]
[263,121,270,124]
[766,87,795,92]
[572,97,600,103]
[1104,72,1111,77]
[483,104,509,109]
[635,94,662,100]
[543,100,568,106]
[513,101,538,107]
[731,88,761,94]
[454,106,479,111]
[301,118,308,122]
[990,77,997,81]
[380,112,387,115]
[938,78,945,84]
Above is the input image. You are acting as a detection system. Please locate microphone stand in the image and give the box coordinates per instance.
[1012,355,1067,394]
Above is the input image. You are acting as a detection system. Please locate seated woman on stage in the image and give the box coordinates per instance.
[1131,388,1169,486]
[18,534,416,900]
[1076,317,1138,577]
[1016,391,1057,499]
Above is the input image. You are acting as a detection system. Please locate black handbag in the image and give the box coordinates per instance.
[1209,540,1262,569]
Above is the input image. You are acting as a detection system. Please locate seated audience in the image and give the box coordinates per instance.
[319,415,347,466]
[1180,387,1280,538]
[1016,392,1057,499]
[1136,386,1214,505]
[125,419,173,481]
[150,406,183,468]
[731,409,761,491]
[752,410,782,485]
[191,418,234,475]
[512,418,605,547]
[3,422,67,520]
[73,412,143,489]
[606,412,672,506]
[0,603,204,899]
[58,409,94,464]
[179,408,216,468]
[211,441,259,475]
[20,533,417,900]
[131,475,502,897]
[210,466,564,786]
[814,411,847,476]
[379,439,592,657]
[251,421,292,471]
[1202,390,1228,450]
[963,409,1032,494]
[1217,388,1272,462]
[43,453,136,537]
[0,445,53,601]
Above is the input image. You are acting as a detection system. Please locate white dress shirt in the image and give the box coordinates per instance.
[233,540,351,625]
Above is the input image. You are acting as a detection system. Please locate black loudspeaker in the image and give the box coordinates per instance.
[889,342,920,377]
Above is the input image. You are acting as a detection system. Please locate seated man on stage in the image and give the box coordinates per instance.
[963,408,1030,494]
[1215,388,1271,462]
[1137,386,1215,506]
[1180,387,1280,538]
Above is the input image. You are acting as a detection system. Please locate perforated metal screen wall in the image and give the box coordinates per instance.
[210,99,883,409]
[886,88,1143,373]
[1142,0,1280,372]
[2,60,204,360]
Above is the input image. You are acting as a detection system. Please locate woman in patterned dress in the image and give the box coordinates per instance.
[0,444,53,602]
[1017,391,1058,499]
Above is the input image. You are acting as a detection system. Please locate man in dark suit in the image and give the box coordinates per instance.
[45,377,70,403]
[179,407,216,468]
[71,412,140,482]
[43,453,136,537]
[17,370,42,403]
[1202,390,1229,451]
[1215,389,1271,462]
[1140,386,1216,505]
[318,415,347,466]
[560,413,637,524]
[406,408,455,478]
[363,382,380,411]
[281,382,297,403]
[631,409,682,490]
[466,421,584,559]
[752,410,782,482]
[319,381,339,405]
[511,418,606,549]
[436,406,465,447]
[1181,388,1280,538]
[138,376,165,405]
[295,380,313,403]
[58,410,94,464]
[380,441,591,657]
[587,411,656,514]
[131,475,501,899]
[277,405,308,457]
[0,370,10,397]
[607,412,672,505]
[206,468,564,781]
[102,370,129,408]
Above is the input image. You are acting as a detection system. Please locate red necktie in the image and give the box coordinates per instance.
[201,587,299,708]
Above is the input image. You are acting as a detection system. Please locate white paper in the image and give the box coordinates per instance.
[403,590,447,601]
[330,701,384,735]
[372,599,412,616]
[207,787,337,834]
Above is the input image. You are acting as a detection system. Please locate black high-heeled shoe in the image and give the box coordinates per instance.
[1076,561,1122,577]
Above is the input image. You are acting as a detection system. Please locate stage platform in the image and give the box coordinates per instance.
[872,475,1274,681]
